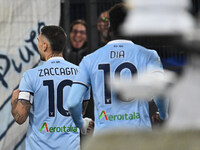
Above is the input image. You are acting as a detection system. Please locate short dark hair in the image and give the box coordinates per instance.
[70,19,87,32]
[41,25,67,53]
[109,3,127,37]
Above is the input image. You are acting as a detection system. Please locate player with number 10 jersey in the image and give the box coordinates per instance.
[19,57,89,150]
[67,3,168,135]
[73,40,164,133]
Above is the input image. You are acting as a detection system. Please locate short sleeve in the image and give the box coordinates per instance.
[19,71,34,103]
[74,57,91,88]
[147,51,164,74]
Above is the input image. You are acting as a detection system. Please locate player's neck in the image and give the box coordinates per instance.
[45,53,63,61]
[110,33,130,41]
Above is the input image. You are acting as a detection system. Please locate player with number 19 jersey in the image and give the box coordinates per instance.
[19,57,89,150]
[74,40,164,133]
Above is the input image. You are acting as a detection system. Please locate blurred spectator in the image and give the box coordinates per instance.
[63,19,94,137]
[97,11,110,47]
[63,19,88,65]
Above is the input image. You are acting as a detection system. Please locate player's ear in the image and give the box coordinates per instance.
[42,42,48,52]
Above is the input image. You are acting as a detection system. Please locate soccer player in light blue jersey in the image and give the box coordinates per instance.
[67,3,168,134]
[11,25,89,150]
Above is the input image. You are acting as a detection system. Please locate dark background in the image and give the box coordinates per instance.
[60,0,200,71]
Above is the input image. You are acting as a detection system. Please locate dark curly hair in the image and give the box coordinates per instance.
[41,25,67,53]
[109,3,127,37]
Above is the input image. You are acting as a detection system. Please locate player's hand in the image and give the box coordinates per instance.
[87,120,94,134]
[11,89,20,105]
[81,117,94,135]
[151,112,162,124]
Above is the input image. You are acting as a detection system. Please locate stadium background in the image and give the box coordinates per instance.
[60,0,199,73]
[0,0,200,149]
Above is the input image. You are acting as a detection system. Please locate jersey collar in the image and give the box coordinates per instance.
[107,39,134,44]
[48,57,64,61]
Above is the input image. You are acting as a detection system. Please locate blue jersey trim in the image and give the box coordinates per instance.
[73,82,89,89]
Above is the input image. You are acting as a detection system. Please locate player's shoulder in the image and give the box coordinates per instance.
[24,64,42,75]
[134,43,152,51]
[87,46,104,57]
[83,41,115,60]
[80,48,101,63]
[64,60,79,68]
[135,43,158,56]
[23,61,48,75]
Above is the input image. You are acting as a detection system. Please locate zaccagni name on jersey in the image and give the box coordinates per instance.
[38,67,78,77]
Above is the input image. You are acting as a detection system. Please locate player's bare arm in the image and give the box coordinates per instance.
[11,89,31,125]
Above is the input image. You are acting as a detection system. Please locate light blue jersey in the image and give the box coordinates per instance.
[19,57,89,150]
[73,40,165,133]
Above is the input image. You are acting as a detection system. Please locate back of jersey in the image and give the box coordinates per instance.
[19,57,80,150]
[77,40,163,133]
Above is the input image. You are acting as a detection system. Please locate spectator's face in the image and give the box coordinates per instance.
[70,24,87,49]
[97,11,109,38]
